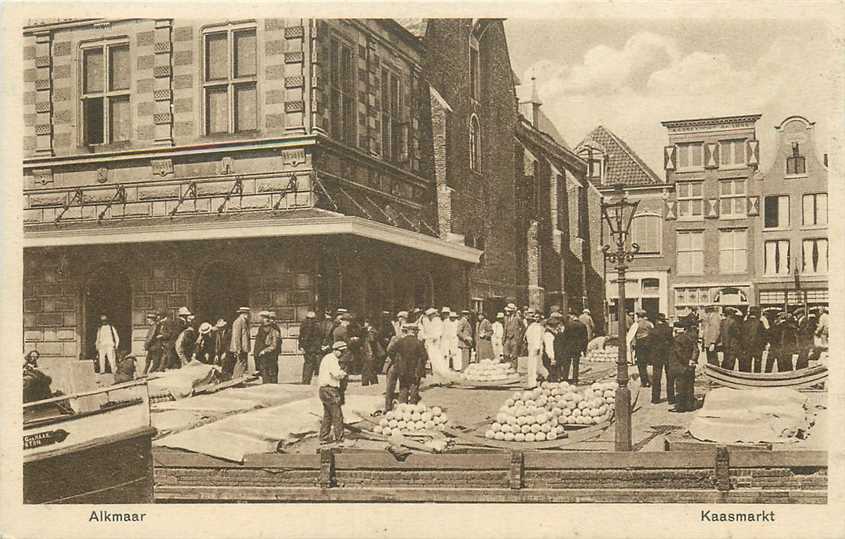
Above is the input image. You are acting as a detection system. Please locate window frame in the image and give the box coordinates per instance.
[802,238,829,275]
[328,35,357,146]
[718,178,747,219]
[764,239,790,276]
[469,114,481,173]
[676,181,704,221]
[469,34,480,102]
[763,194,790,230]
[675,142,704,172]
[79,38,131,146]
[676,230,704,275]
[380,66,404,163]
[718,228,748,274]
[786,142,807,177]
[629,212,662,255]
[802,193,828,228]
[202,22,259,136]
[719,138,747,169]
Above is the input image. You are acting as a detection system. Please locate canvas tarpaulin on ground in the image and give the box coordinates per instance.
[688,387,810,444]
[153,394,383,462]
[147,362,218,400]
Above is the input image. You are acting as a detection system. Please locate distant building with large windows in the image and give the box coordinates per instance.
[754,115,828,311]
[576,125,671,334]
[661,114,763,317]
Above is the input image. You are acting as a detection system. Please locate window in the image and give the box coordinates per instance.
[329,37,356,145]
[381,68,404,162]
[203,26,257,135]
[641,278,660,295]
[469,43,480,101]
[630,213,661,254]
[719,139,746,167]
[81,41,130,145]
[786,142,806,175]
[676,143,703,170]
[719,229,747,273]
[675,287,710,306]
[677,231,703,275]
[677,181,703,220]
[469,115,481,172]
[764,195,790,228]
[802,238,828,274]
[764,240,790,275]
[719,179,746,218]
[802,193,827,226]
[588,159,602,180]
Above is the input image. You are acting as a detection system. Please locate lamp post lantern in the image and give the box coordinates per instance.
[601,184,640,452]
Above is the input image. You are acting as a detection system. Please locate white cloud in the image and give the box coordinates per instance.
[520,31,839,174]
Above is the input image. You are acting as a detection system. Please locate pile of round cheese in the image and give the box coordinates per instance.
[587,345,619,363]
[374,403,449,436]
[545,381,615,426]
[485,389,564,442]
[462,359,517,382]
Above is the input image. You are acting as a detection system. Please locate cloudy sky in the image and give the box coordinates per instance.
[505,15,840,175]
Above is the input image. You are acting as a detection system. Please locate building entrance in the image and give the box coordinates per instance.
[193,263,249,327]
[84,267,132,363]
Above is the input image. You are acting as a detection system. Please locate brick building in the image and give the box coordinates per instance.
[662,115,763,317]
[754,115,829,310]
[576,126,671,334]
[22,18,482,373]
[411,18,521,315]
[515,81,605,323]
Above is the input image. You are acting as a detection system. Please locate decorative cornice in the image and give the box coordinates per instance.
[661,114,762,131]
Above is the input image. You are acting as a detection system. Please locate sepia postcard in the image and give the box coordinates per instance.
[1,1,843,538]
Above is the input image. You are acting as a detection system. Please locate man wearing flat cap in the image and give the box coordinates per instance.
[299,310,323,384]
[649,313,674,404]
[669,318,699,412]
[229,306,251,378]
[385,323,427,410]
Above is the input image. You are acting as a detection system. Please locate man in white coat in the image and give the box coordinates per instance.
[523,310,549,389]
[491,312,505,360]
[419,307,448,381]
[95,314,120,374]
[441,310,461,371]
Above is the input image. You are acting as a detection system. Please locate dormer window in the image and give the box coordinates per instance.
[786,142,807,175]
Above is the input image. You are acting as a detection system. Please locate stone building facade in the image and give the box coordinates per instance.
[754,115,829,310]
[662,115,763,317]
[22,18,481,374]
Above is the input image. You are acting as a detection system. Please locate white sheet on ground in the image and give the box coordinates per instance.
[153,394,383,462]
[147,362,217,399]
[688,387,809,444]
[152,394,264,413]
[152,410,211,437]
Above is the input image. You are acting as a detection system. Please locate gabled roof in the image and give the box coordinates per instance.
[576,125,663,187]
[394,18,428,38]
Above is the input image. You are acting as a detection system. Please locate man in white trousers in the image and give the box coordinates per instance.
[95,314,120,374]
[491,312,505,360]
[524,310,548,389]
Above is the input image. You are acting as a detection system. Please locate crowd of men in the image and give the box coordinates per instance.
[627,304,830,412]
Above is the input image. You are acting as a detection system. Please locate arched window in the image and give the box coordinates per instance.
[629,213,661,254]
[469,114,481,172]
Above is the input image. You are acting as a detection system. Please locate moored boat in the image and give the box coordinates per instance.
[23,380,156,504]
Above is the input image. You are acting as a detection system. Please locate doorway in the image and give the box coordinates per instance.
[84,266,132,362]
[193,263,249,326]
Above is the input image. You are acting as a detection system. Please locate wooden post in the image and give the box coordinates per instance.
[714,446,731,492]
[509,451,524,490]
[319,448,335,489]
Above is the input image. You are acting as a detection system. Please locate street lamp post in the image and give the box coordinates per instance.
[601,184,640,452]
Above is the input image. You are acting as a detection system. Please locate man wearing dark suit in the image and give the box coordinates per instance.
[649,313,675,404]
[669,319,699,413]
[741,306,768,373]
[255,311,281,384]
[229,306,251,378]
[143,312,161,374]
[560,314,588,384]
[158,310,181,371]
[386,324,427,407]
[719,308,741,371]
[299,311,323,384]
[213,319,232,375]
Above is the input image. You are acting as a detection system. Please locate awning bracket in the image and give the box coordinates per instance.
[312,174,338,211]
[273,175,299,210]
[98,185,127,223]
[336,185,372,220]
[217,176,243,214]
[54,188,84,225]
[169,182,198,217]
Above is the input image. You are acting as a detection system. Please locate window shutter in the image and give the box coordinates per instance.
[747,140,759,167]
[747,195,760,216]
[665,200,677,220]
[706,198,719,219]
[705,143,719,169]
[664,145,676,170]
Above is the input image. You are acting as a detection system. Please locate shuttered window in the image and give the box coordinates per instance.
[719,139,746,167]
[677,181,703,220]
[719,179,746,218]
[676,143,703,170]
